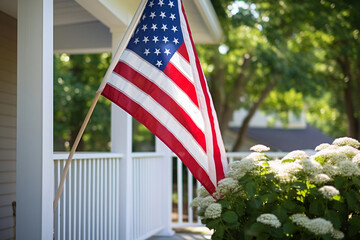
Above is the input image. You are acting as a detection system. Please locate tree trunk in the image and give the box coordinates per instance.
[231,80,276,151]
[337,57,358,139]
[356,59,360,139]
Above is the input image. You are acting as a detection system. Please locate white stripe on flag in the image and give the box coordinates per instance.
[177,0,218,186]
[169,52,194,83]
[119,50,205,133]
[107,72,209,172]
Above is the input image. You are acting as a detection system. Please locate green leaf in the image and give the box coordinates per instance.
[324,210,341,229]
[282,158,295,163]
[292,181,307,190]
[245,181,257,198]
[309,199,324,215]
[222,211,238,223]
[260,193,277,204]
[248,197,262,209]
[218,199,230,209]
[282,222,298,234]
[283,199,296,211]
[273,207,288,222]
[334,176,346,190]
[212,224,225,240]
[352,176,360,187]
[262,161,270,167]
[349,215,360,237]
[206,218,220,229]
[345,191,359,211]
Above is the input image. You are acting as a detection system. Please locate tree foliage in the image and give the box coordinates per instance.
[54,53,112,151]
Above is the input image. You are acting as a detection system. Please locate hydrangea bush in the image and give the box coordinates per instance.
[191,138,360,239]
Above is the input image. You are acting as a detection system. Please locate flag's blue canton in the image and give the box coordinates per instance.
[127,0,184,71]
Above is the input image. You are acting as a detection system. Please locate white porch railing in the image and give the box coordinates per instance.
[171,152,291,228]
[54,153,123,240]
[54,152,171,240]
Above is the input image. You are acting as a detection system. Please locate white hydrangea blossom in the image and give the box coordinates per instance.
[216,178,240,195]
[353,154,360,164]
[199,196,216,208]
[338,146,360,159]
[269,160,303,183]
[315,143,330,151]
[315,149,347,165]
[322,164,340,177]
[338,161,360,177]
[246,152,267,162]
[282,150,309,160]
[250,144,270,152]
[232,158,258,172]
[190,196,202,208]
[197,186,210,198]
[204,203,222,219]
[309,173,332,184]
[319,185,340,200]
[225,168,246,180]
[333,137,360,149]
[291,214,309,227]
[331,229,345,239]
[256,214,281,228]
[292,214,334,235]
[302,158,323,175]
[305,218,334,235]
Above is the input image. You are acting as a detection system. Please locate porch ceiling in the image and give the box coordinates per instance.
[0,0,223,53]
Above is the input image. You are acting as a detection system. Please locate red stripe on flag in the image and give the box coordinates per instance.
[102,83,216,193]
[162,62,198,107]
[177,42,190,62]
[180,2,225,181]
[112,62,206,151]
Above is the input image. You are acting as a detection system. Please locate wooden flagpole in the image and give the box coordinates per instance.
[53,0,149,213]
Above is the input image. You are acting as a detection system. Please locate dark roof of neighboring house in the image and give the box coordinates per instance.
[232,124,334,151]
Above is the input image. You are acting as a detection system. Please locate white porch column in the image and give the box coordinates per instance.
[16,0,53,239]
[110,28,133,240]
[155,138,176,236]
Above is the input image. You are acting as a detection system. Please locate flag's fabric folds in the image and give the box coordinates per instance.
[101,0,228,194]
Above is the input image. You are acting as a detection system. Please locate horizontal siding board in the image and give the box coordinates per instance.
[0,172,15,183]
[0,162,15,172]
[0,217,14,230]
[0,59,16,73]
[0,150,15,160]
[0,116,16,128]
[0,139,16,150]
[0,92,16,106]
[0,81,16,95]
[0,205,12,218]
[0,11,16,41]
[0,183,16,195]
[0,104,16,117]
[0,227,14,240]
[0,194,16,207]
[0,127,16,138]
[0,70,16,84]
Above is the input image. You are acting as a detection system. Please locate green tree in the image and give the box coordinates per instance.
[54,53,111,152]
[247,0,360,140]
[202,0,320,151]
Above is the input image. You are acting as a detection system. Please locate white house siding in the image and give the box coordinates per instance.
[0,11,16,240]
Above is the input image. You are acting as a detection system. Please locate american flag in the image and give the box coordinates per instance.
[100,0,228,194]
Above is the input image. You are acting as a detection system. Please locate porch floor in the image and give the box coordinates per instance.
[148,227,212,240]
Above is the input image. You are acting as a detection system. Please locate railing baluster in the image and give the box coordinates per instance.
[177,158,183,224]
[187,168,193,224]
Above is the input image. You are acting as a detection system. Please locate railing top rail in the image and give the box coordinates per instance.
[131,152,164,159]
[53,152,123,160]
